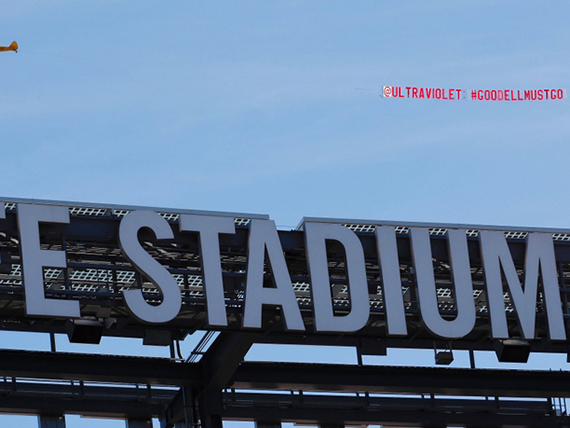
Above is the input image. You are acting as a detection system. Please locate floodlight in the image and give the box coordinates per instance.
[143,329,172,346]
[359,338,387,356]
[65,319,104,344]
[494,339,531,363]
[435,350,454,365]
[434,342,454,365]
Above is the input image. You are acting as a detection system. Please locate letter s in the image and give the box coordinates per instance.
[119,211,182,323]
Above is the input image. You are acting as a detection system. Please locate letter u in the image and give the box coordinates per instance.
[409,228,476,339]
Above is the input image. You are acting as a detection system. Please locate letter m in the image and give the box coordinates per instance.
[524,90,531,100]
[479,231,565,340]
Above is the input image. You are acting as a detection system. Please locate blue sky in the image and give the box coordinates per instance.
[2,2,570,228]
[1,1,570,426]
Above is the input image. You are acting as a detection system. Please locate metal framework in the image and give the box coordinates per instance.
[0,198,569,427]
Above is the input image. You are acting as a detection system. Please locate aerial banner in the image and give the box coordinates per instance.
[382,85,566,101]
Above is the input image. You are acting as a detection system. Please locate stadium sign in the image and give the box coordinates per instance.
[7,201,568,343]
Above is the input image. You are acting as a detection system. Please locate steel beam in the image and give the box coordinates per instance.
[163,332,258,428]
[1,350,570,399]
[0,380,175,418]
[222,392,565,427]
[163,387,196,428]
[232,362,570,398]
[0,349,202,385]
[0,380,565,428]
[200,332,259,393]
[224,400,566,428]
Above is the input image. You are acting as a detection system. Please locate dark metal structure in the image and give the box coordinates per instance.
[0,198,569,427]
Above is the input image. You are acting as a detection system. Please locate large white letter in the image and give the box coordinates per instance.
[479,231,565,340]
[375,226,407,336]
[119,210,181,324]
[243,219,304,330]
[17,204,80,318]
[179,214,235,327]
[304,223,369,332]
[410,228,475,339]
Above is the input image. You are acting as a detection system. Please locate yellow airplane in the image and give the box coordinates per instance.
[0,42,18,53]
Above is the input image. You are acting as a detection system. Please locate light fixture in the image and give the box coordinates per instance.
[143,329,172,346]
[65,319,104,344]
[494,339,531,363]
[434,342,454,365]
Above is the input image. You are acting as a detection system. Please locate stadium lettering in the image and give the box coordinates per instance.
[12,203,567,341]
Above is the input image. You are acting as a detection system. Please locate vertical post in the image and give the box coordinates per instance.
[183,273,189,299]
[38,415,65,428]
[50,332,57,353]
[198,391,223,428]
[62,236,70,291]
[163,386,196,428]
[469,348,476,369]
[181,386,194,428]
[112,266,118,294]
[558,262,568,314]
[356,345,363,366]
